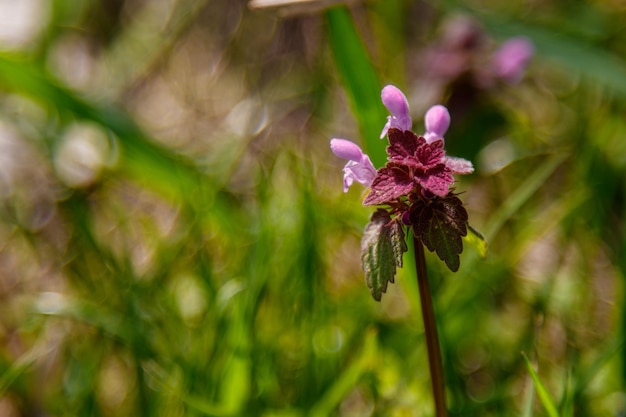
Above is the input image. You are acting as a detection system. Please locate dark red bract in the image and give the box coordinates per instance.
[363,128,455,205]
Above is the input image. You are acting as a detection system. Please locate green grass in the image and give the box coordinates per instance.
[0,1,624,416]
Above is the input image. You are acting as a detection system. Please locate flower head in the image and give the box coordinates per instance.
[331,84,481,296]
[491,37,534,84]
[372,88,472,200]
[364,128,472,203]
[417,16,534,100]
[331,85,473,199]
[330,138,377,192]
[380,85,412,138]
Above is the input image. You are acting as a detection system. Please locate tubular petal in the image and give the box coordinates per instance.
[330,138,365,161]
[380,85,412,136]
[424,105,450,139]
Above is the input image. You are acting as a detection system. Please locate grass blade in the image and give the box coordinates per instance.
[326,6,387,166]
[522,352,560,417]
[483,153,567,242]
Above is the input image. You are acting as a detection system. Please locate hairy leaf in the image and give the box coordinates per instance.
[410,195,468,272]
[387,128,445,169]
[363,164,413,206]
[387,128,421,163]
[415,139,445,168]
[361,209,408,301]
[378,128,455,198]
[415,167,454,197]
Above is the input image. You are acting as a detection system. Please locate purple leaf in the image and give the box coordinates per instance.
[415,166,454,197]
[387,128,423,164]
[410,195,468,271]
[415,138,446,169]
[363,164,414,206]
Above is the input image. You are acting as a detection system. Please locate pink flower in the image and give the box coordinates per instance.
[423,104,451,143]
[331,86,472,198]
[422,105,473,175]
[492,37,534,84]
[330,138,377,192]
[380,85,412,138]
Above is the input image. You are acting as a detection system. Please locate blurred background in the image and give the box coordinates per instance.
[0,0,625,416]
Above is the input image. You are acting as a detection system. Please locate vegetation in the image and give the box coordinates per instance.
[0,0,625,416]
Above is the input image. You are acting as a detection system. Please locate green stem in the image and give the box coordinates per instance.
[413,235,448,417]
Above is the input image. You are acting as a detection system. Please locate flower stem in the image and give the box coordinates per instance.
[413,235,448,417]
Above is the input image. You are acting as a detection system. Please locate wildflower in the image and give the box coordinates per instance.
[331,85,483,417]
[366,96,473,202]
[380,85,412,138]
[417,15,534,109]
[331,86,473,200]
[331,84,478,282]
[491,37,534,84]
[330,138,377,192]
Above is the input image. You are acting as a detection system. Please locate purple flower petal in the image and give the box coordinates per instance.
[492,37,534,84]
[424,105,450,143]
[380,85,412,138]
[330,138,365,161]
[342,157,377,192]
[330,139,377,192]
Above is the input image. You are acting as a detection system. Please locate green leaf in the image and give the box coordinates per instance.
[0,347,39,397]
[325,7,387,167]
[483,153,567,241]
[411,195,468,272]
[361,209,407,301]
[463,224,488,258]
[522,352,560,417]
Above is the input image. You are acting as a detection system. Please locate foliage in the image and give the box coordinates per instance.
[0,0,624,416]
[410,194,468,272]
[361,209,407,301]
